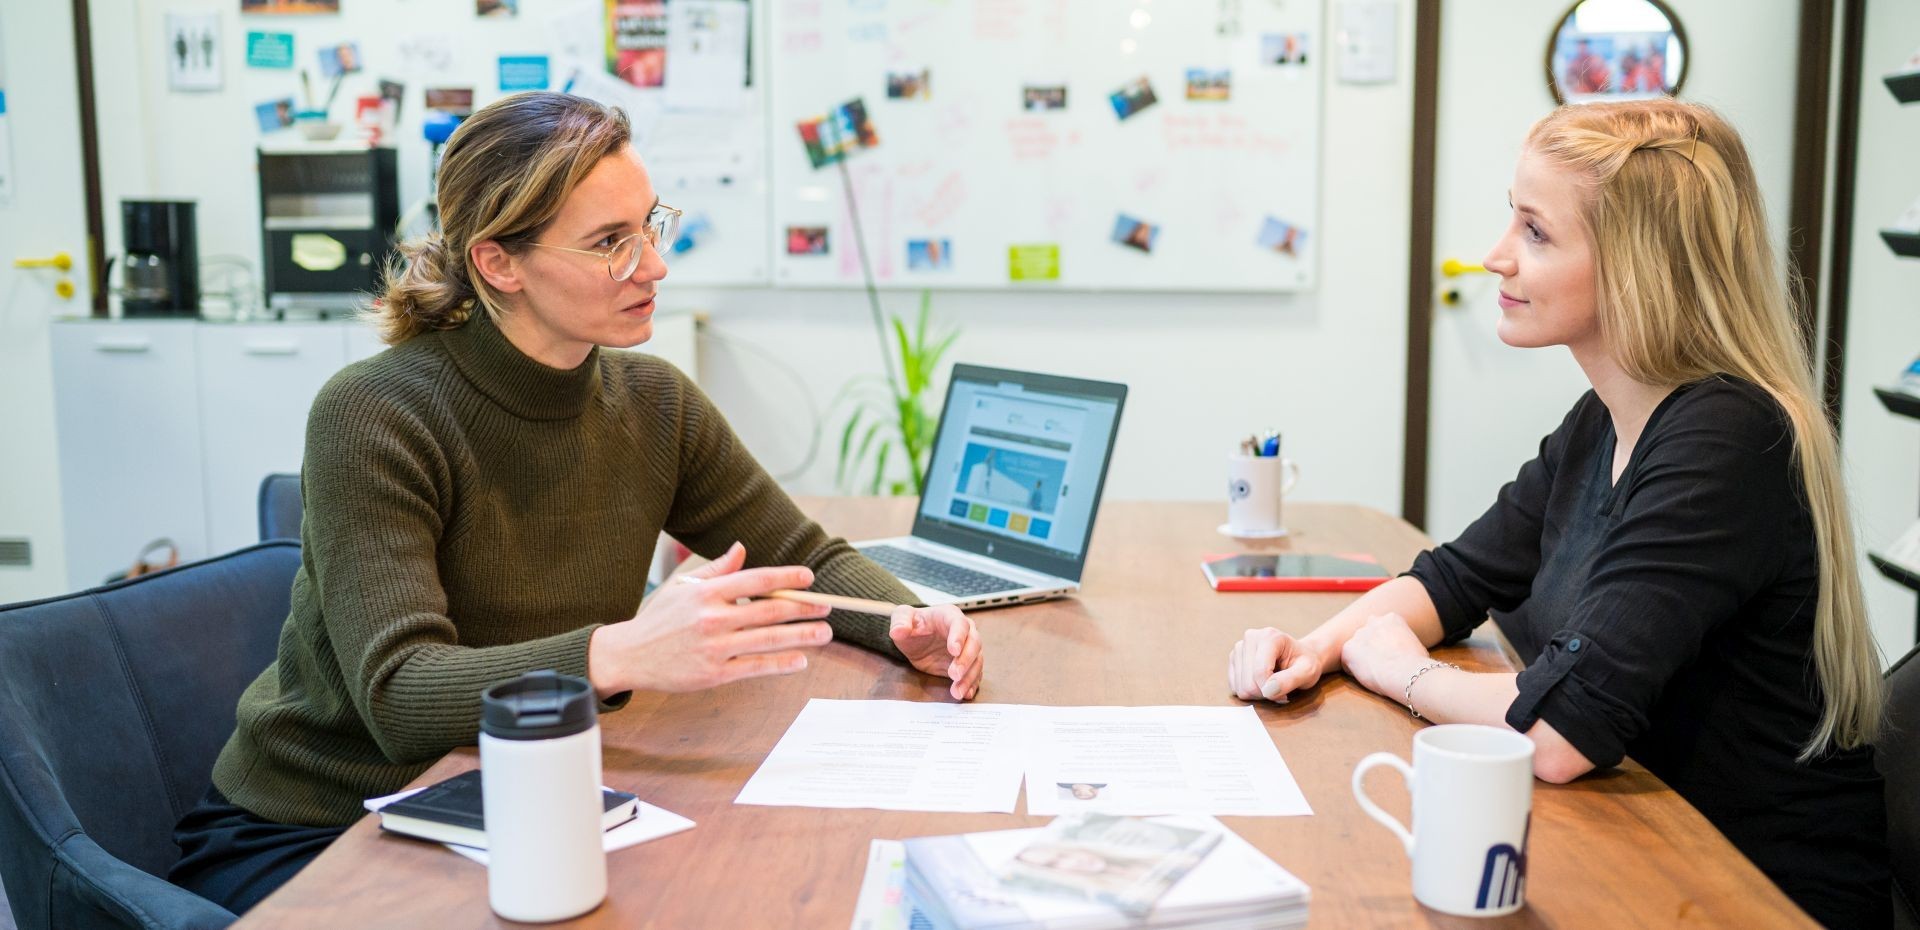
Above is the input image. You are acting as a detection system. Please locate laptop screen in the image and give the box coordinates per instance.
[912,364,1127,581]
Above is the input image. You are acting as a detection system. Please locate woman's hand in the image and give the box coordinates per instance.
[1228,627,1330,702]
[587,542,833,698]
[1339,612,1433,698]
[888,604,983,701]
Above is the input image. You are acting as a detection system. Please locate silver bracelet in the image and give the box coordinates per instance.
[1403,660,1460,719]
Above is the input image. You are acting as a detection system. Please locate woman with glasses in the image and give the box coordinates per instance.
[169,91,985,915]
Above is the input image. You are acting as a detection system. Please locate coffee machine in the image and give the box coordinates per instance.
[258,146,400,315]
[120,200,200,317]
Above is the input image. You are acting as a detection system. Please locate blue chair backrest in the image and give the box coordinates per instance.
[256,474,302,542]
[0,541,299,929]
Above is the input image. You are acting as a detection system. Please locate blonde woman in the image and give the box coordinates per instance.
[1228,100,1887,927]
[169,92,983,915]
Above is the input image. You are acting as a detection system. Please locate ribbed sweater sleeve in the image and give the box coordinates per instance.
[302,378,607,764]
[657,363,914,657]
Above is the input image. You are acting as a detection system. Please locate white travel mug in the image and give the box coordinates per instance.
[1351,725,1535,917]
[479,670,608,923]
[1226,454,1300,534]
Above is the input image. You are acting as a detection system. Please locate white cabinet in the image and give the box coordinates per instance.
[50,312,698,592]
[50,322,209,587]
[196,324,348,554]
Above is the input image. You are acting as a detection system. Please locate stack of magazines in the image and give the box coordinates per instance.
[899,814,1309,930]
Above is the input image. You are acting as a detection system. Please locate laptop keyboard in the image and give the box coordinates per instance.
[861,545,1024,598]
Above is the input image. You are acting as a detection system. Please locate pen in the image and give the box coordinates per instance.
[1262,433,1280,457]
[765,589,904,617]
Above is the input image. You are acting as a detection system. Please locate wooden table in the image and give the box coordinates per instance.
[238,499,1813,928]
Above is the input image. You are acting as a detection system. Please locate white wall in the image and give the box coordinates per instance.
[1839,1,1920,663]
[81,0,1419,526]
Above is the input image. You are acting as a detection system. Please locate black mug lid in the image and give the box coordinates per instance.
[481,670,596,741]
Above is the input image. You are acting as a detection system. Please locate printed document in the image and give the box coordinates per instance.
[735,699,1024,813]
[1021,705,1312,817]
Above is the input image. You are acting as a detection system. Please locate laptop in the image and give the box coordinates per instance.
[854,364,1128,609]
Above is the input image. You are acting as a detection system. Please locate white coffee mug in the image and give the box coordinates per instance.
[1352,725,1535,917]
[1226,454,1300,534]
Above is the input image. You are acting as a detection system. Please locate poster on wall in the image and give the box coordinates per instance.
[166,12,223,91]
[607,1,667,87]
[240,0,340,13]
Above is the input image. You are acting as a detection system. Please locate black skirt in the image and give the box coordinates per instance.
[168,786,347,916]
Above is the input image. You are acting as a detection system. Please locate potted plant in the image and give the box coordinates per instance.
[834,290,959,495]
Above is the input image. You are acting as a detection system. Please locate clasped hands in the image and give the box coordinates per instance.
[588,542,983,701]
[1227,611,1432,703]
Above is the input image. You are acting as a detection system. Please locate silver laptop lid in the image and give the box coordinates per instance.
[909,364,1128,583]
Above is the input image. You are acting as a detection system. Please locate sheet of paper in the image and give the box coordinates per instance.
[663,0,751,112]
[848,839,934,930]
[362,784,695,863]
[1021,705,1313,817]
[736,699,1024,813]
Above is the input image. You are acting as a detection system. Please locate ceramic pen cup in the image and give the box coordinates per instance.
[1224,453,1300,537]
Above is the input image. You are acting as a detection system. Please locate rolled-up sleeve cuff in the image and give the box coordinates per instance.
[1402,552,1479,647]
[1505,630,1637,770]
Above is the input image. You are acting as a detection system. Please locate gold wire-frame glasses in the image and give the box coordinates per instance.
[519,202,683,281]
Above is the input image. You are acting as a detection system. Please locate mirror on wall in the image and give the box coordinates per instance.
[1545,0,1689,105]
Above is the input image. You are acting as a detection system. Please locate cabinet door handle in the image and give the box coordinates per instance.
[243,341,300,356]
[92,338,152,353]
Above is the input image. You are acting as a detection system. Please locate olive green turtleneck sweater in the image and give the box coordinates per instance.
[211,312,917,826]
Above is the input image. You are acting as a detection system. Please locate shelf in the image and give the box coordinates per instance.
[1877,387,1920,420]
[1871,552,1920,594]
[1888,70,1920,105]
[1885,229,1920,259]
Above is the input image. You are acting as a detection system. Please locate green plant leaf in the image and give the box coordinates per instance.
[836,410,864,487]
[870,442,894,496]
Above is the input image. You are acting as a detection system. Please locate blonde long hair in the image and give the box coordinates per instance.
[1526,100,1882,761]
[369,92,631,344]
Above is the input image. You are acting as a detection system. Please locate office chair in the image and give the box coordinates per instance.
[256,473,303,542]
[0,541,300,930]
[1886,643,1920,930]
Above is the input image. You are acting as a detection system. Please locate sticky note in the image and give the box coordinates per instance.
[1008,244,1059,282]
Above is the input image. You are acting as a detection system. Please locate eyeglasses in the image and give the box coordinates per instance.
[518,202,683,282]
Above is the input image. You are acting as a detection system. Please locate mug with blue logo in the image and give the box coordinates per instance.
[1352,724,1535,917]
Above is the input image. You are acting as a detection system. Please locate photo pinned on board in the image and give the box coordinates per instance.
[886,69,930,100]
[1108,76,1158,121]
[317,41,363,78]
[476,0,517,17]
[254,97,297,133]
[241,0,340,14]
[1184,68,1230,101]
[424,87,474,117]
[908,238,953,271]
[1022,84,1067,111]
[796,98,879,169]
[1111,214,1159,254]
[1260,33,1310,66]
[786,226,830,256]
[1257,216,1307,257]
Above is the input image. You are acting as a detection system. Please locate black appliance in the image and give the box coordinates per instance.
[258,146,400,315]
[120,200,199,317]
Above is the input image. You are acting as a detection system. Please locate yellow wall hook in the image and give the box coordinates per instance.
[15,252,74,272]
[1441,258,1486,277]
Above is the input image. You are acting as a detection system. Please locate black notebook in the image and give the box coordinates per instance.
[378,770,639,850]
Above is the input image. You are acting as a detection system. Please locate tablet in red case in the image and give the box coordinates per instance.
[1201,552,1392,592]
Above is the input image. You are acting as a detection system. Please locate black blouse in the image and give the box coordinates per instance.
[1408,375,1888,929]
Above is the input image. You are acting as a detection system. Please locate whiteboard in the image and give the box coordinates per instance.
[226,0,771,286]
[766,0,1323,292]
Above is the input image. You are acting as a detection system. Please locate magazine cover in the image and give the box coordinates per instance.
[998,814,1222,917]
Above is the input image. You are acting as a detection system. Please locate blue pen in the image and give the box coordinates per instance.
[1261,433,1279,457]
